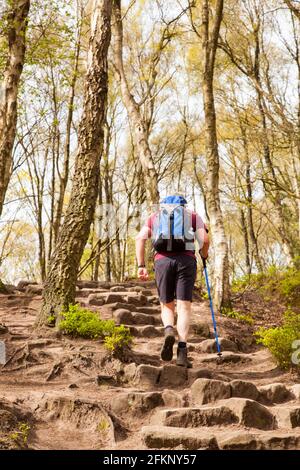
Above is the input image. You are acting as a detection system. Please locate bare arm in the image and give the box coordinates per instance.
[135,226,150,279]
[195,226,210,259]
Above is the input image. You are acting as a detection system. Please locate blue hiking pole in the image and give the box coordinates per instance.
[202,257,222,357]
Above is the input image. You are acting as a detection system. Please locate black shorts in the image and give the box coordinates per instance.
[154,254,197,303]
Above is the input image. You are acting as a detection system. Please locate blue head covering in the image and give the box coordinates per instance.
[160,195,187,206]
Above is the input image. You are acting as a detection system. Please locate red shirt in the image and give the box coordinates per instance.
[144,210,205,261]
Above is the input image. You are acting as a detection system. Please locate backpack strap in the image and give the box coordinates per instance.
[192,212,196,232]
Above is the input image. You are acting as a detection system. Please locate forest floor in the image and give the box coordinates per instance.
[0,279,299,450]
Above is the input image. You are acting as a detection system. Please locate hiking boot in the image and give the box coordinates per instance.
[160,327,176,361]
[176,346,192,368]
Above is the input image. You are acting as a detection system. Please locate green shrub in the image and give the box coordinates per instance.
[9,423,31,446]
[47,314,56,326]
[232,266,300,307]
[278,267,300,304]
[255,309,300,369]
[59,304,132,356]
[104,324,132,355]
[221,307,254,325]
[231,272,265,293]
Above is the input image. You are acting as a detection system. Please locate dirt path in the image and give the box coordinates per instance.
[0,281,299,450]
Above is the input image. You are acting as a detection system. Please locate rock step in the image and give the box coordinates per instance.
[191,378,294,406]
[76,280,156,289]
[113,309,161,326]
[198,351,252,365]
[197,337,238,353]
[142,426,300,450]
[127,325,164,338]
[273,405,300,429]
[142,425,218,450]
[100,302,160,313]
[87,292,149,307]
[134,306,161,314]
[75,289,110,298]
[110,390,184,415]
[122,364,229,389]
[190,322,211,338]
[151,398,276,430]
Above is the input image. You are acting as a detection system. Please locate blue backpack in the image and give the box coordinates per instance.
[152,195,195,252]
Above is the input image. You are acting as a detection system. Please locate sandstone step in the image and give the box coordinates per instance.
[75,289,109,298]
[151,404,238,427]
[87,292,147,310]
[132,281,156,288]
[111,391,164,415]
[89,292,130,304]
[230,379,259,401]
[221,397,276,430]
[146,296,160,305]
[112,309,132,324]
[123,363,188,388]
[25,285,43,295]
[127,325,164,338]
[290,384,300,401]
[76,281,111,289]
[132,312,160,326]
[191,322,211,338]
[188,368,230,384]
[140,289,153,296]
[17,280,38,290]
[141,425,218,449]
[123,363,232,389]
[127,286,147,293]
[273,405,300,429]
[110,390,184,415]
[134,306,161,315]
[199,351,251,364]
[109,286,127,292]
[191,378,231,405]
[218,430,300,450]
[124,294,147,305]
[122,363,231,389]
[191,378,293,406]
[113,309,160,326]
[151,397,275,430]
[104,302,137,311]
[258,383,293,404]
[198,337,238,353]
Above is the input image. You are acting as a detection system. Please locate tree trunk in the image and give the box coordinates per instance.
[240,208,251,275]
[53,34,81,243]
[200,0,231,310]
[240,126,264,272]
[38,0,113,325]
[253,24,296,262]
[0,0,30,217]
[93,178,103,281]
[112,0,159,206]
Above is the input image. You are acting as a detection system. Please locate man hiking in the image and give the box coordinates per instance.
[135,195,209,368]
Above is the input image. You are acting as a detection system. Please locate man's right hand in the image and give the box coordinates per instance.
[137,267,149,280]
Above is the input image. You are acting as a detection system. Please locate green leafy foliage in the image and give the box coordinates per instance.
[59,304,132,356]
[255,309,300,369]
[104,324,133,355]
[232,266,300,307]
[221,307,254,325]
[47,314,56,326]
[9,423,31,446]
